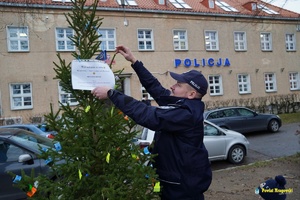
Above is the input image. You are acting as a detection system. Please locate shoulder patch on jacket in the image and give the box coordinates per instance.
[158,104,182,110]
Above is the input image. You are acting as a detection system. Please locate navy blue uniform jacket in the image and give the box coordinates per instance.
[109,61,212,199]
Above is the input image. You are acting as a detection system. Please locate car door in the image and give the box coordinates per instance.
[205,110,226,127]
[0,142,42,200]
[203,123,226,161]
[236,108,266,132]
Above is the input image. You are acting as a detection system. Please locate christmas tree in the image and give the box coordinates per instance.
[12,0,158,199]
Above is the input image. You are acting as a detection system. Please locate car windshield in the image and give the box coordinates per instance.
[9,132,54,151]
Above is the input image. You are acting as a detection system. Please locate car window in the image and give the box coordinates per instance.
[11,136,53,152]
[204,123,220,136]
[223,109,236,117]
[207,111,225,119]
[6,144,31,162]
[0,142,10,163]
[16,127,30,131]
[237,108,254,116]
[13,131,53,147]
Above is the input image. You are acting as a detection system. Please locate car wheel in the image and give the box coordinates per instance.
[268,119,279,133]
[228,145,245,164]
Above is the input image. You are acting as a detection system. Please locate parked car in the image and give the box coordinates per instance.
[0,128,55,200]
[204,107,282,134]
[0,124,56,139]
[134,120,250,164]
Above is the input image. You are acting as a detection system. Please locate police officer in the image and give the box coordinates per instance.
[92,45,212,200]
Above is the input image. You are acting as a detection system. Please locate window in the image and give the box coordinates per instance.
[141,87,153,100]
[7,26,29,52]
[116,74,132,96]
[138,29,154,51]
[208,0,215,8]
[205,31,219,51]
[237,108,254,117]
[98,29,116,51]
[260,33,272,51]
[58,82,78,106]
[215,0,238,12]
[206,111,224,119]
[55,28,75,51]
[173,30,188,50]
[10,83,33,110]
[289,72,300,90]
[5,144,29,162]
[264,73,277,92]
[251,3,257,11]
[223,109,236,117]
[208,75,223,95]
[204,123,220,136]
[116,0,137,6]
[286,34,296,51]
[257,4,279,14]
[234,32,247,51]
[158,0,165,5]
[237,74,251,94]
[169,0,191,9]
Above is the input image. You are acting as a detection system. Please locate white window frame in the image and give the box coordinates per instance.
[169,0,191,9]
[116,0,138,6]
[289,72,300,90]
[208,75,223,96]
[98,28,116,51]
[234,31,247,51]
[215,0,238,12]
[9,83,33,110]
[141,86,153,100]
[257,4,279,14]
[285,33,296,51]
[137,29,154,51]
[208,0,215,8]
[251,3,257,11]
[158,0,165,5]
[237,74,251,94]
[205,31,219,51]
[55,28,75,51]
[260,32,272,51]
[58,82,78,106]
[7,26,29,52]
[173,30,188,51]
[264,73,277,92]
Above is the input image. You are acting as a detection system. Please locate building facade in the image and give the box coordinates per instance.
[0,0,299,124]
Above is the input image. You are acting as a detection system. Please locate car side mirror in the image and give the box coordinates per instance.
[18,154,34,165]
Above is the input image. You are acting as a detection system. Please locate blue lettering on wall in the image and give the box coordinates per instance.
[174,59,181,68]
[224,58,230,66]
[216,58,222,67]
[208,58,214,67]
[184,59,191,67]
[194,59,200,67]
[202,59,205,66]
[174,58,231,68]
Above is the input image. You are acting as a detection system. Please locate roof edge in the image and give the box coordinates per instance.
[0,2,299,22]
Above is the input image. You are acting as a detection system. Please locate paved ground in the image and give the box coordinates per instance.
[205,122,300,200]
[211,122,300,171]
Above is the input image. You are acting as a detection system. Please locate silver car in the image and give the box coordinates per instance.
[134,120,249,164]
[0,124,57,139]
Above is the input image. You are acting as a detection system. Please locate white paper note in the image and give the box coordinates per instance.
[71,60,115,90]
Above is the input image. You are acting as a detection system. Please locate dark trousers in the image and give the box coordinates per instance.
[160,181,205,200]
